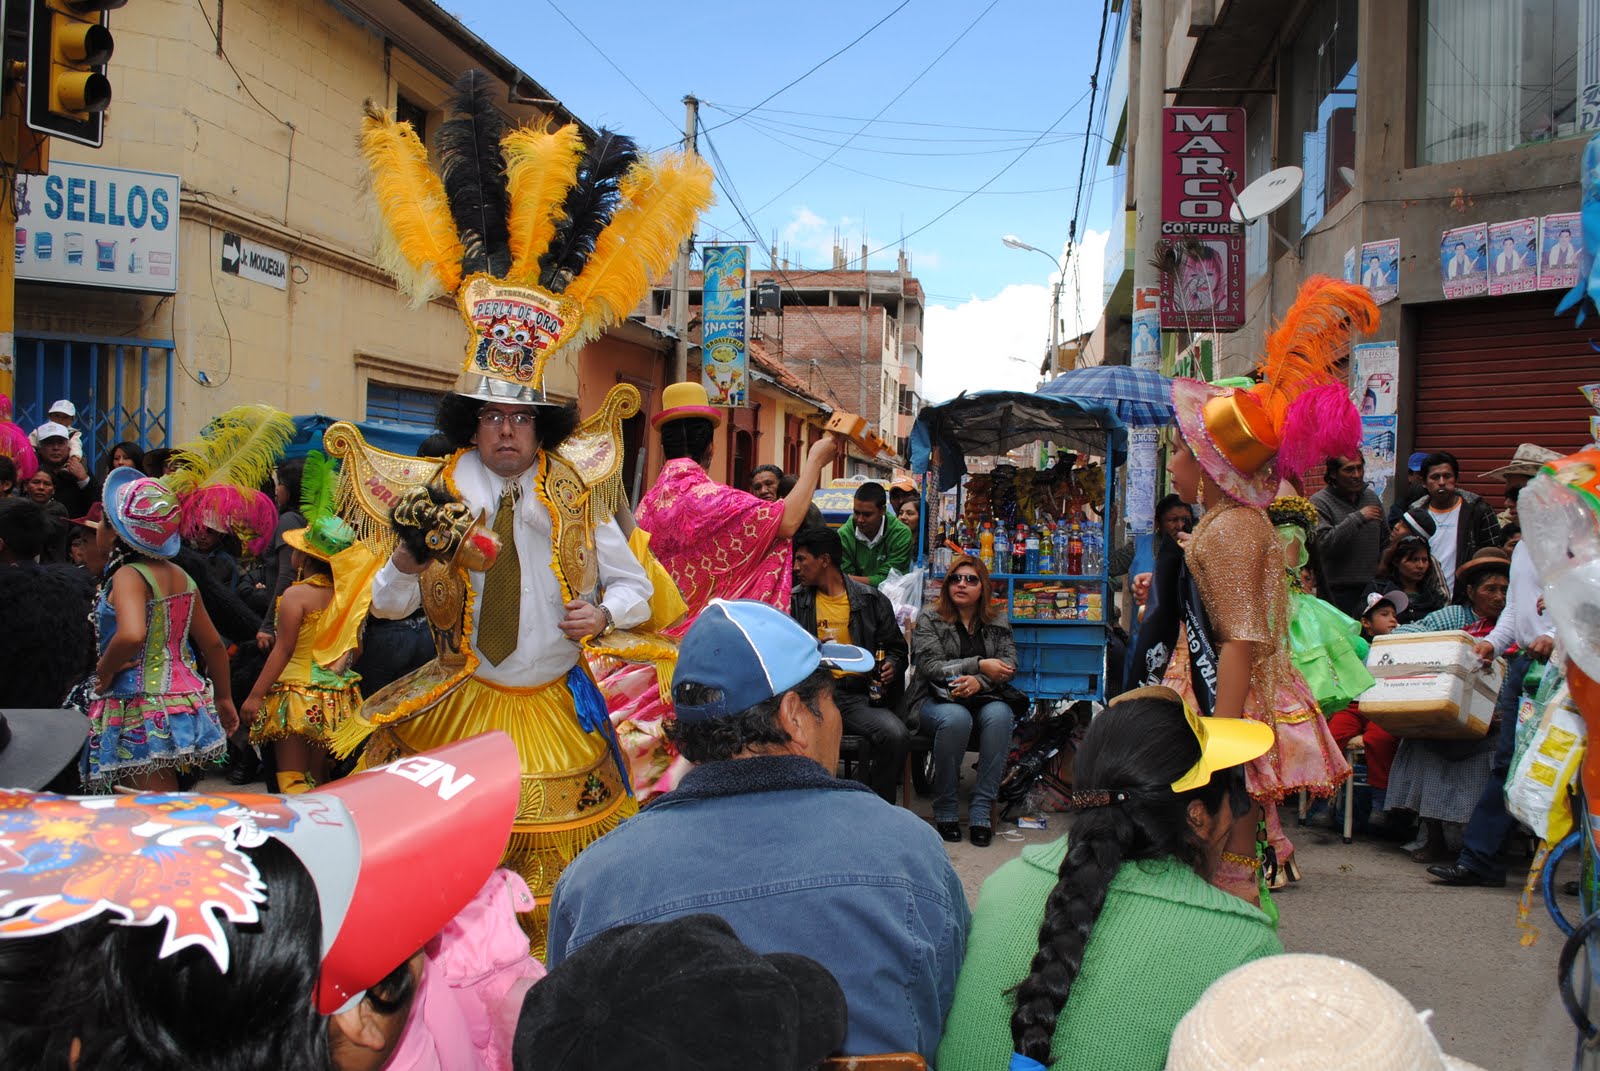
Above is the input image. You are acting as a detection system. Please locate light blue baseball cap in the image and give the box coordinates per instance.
[672,599,875,723]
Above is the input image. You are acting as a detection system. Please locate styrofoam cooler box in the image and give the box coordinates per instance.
[1365,630,1484,680]
[1357,668,1501,739]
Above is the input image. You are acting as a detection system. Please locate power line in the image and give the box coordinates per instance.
[697,122,867,413]
[704,102,1087,138]
[778,85,1096,284]
[695,0,915,140]
[747,0,1005,217]
[1051,0,1115,352]
[545,0,680,136]
[730,118,1114,198]
[740,114,1095,158]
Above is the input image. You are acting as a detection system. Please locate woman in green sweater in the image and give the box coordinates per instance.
[936,689,1281,1071]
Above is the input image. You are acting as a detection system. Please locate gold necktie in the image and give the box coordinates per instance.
[476,484,521,666]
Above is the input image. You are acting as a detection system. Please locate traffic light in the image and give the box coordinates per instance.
[26,0,126,147]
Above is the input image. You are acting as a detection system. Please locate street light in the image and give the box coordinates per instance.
[1002,234,1065,377]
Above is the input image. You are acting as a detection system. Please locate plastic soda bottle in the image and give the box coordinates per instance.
[1038,525,1055,574]
[979,522,996,572]
[1067,523,1084,575]
[993,524,1010,576]
[1024,527,1040,573]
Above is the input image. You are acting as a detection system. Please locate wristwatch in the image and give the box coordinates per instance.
[599,604,616,636]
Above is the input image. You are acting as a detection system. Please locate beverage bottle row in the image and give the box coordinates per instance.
[929,516,1105,578]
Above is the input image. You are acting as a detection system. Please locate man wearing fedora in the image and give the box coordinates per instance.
[599,381,841,797]
[1481,443,1559,526]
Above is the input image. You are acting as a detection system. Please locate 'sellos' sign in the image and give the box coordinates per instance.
[15,161,179,294]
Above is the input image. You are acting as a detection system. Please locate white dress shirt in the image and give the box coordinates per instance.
[370,449,652,687]
[1483,541,1553,656]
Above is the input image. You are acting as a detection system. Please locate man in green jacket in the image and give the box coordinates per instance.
[838,482,913,587]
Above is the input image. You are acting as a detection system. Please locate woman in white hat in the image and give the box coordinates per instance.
[1167,953,1483,1070]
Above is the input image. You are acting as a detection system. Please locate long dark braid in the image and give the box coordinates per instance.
[1008,697,1239,1064]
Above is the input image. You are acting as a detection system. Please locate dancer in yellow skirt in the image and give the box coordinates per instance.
[339,71,713,954]
[241,500,363,794]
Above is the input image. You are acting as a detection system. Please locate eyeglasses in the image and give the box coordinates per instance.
[479,410,536,427]
[948,574,982,586]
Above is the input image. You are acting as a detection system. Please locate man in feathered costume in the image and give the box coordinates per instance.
[331,72,713,953]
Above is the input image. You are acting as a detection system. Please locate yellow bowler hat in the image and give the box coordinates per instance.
[652,381,723,428]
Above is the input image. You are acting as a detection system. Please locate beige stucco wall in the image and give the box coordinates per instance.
[18,0,579,440]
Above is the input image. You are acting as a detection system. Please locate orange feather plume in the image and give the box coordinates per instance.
[1252,275,1379,431]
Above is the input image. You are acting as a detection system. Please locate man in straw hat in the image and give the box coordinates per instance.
[342,71,714,954]
[1482,442,1560,526]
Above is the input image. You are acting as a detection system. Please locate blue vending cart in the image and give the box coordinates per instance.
[910,390,1127,706]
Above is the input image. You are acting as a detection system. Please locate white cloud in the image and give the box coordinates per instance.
[923,228,1109,403]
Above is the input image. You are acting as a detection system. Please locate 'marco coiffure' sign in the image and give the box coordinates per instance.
[1159,107,1245,331]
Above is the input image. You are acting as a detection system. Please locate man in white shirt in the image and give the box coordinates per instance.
[1446,242,1472,278]
[1428,540,1554,887]
[1493,235,1523,274]
[1404,451,1501,596]
[364,389,654,954]
[1361,254,1385,290]
[1548,227,1578,268]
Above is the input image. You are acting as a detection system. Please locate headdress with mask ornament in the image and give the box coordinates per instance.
[359,70,715,407]
[1173,277,1377,506]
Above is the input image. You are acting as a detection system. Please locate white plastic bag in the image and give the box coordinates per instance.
[879,567,926,631]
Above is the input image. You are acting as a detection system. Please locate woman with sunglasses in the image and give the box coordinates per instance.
[1367,534,1449,625]
[907,554,1021,846]
[937,689,1279,1071]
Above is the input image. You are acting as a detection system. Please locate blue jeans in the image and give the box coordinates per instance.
[921,699,1014,826]
[1458,651,1534,880]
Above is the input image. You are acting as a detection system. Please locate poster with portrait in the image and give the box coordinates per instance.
[1488,218,1538,296]
[1359,415,1398,500]
[1440,224,1488,299]
[1351,341,1398,417]
[1539,212,1583,291]
[1158,233,1245,331]
[1358,239,1399,305]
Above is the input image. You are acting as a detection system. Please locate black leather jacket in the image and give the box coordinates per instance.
[791,576,908,703]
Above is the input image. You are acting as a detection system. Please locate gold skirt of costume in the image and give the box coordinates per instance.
[250,680,362,751]
[358,671,635,957]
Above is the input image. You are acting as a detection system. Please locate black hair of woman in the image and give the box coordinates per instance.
[1008,695,1246,1065]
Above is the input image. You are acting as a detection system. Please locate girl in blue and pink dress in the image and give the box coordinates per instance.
[81,468,237,791]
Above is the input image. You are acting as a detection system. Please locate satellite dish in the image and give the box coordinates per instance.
[1228,166,1304,224]
[1337,166,1356,187]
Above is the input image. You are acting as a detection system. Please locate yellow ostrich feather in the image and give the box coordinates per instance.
[564,151,716,343]
[163,404,296,498]
[360,102,464,305]
[503,123,586,285]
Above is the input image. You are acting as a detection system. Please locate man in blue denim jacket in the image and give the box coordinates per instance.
[547,599,970,1062]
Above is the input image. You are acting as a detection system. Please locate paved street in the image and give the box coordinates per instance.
[932,797,1574,1070]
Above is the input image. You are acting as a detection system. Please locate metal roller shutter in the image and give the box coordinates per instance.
[1413,293,1596,504]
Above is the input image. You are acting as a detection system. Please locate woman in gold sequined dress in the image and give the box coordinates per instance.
[1160,277,1376,903]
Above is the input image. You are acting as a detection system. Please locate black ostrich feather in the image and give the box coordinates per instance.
[436,70,512,278]
[539,129,638,292]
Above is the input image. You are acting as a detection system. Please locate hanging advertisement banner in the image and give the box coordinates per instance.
[14,161,179,294]
[1351,341,1398,417]
[700,245,749,406]
[1160,107,1245,332]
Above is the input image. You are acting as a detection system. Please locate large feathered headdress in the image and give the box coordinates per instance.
[164,404,295,554]
[360,71,716,405]
[1173,276,1377,505]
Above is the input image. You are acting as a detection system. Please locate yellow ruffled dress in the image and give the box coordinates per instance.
[250,600,362,751]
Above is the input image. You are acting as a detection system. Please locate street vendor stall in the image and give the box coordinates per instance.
[911,390,1127,704]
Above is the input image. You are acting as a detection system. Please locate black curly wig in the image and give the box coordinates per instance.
[435,394,580,454]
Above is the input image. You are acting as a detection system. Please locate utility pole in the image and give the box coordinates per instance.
[671,94,699,384]
[859,243,870,421]
[1126,0,1166,533]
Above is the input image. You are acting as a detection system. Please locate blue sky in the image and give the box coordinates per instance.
[446,0,1118,397]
